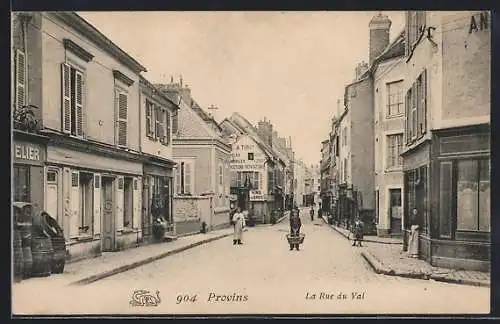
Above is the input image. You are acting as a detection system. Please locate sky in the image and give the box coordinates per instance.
[78,11,404,167]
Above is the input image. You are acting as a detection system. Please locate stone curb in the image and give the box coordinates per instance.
[320,216,401,245]
[70,232,232,286]
[361,250,490,287]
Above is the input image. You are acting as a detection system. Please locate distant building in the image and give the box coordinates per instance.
[157,78,232,235]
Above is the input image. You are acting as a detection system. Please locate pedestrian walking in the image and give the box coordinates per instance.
[309,206,314,221]
[289,208,302,251]
[351,217,364,247]
[232,207,246,245]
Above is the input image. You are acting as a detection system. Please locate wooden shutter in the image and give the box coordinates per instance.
[133,177,141,231]
[115,176,124,231]
[146,101,154,138]
[158,109,165,143]
[175,167,181,194]
[165,110,171,145]
[93,174,101,235]
[75,71,84,137]
[420,69,427,135]
[116,92,128,147]
[70,171,80,238]
[155,106,161,140]
[185,163,192,194]
[15,50,26,110]
[172,111,178,135]
[61,63,72,134]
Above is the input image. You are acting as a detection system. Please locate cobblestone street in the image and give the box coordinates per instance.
[12,209,489,315]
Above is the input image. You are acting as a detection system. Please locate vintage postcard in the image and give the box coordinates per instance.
[11,10,491,316]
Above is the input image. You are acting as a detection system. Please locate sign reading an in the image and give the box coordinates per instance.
[14,143,41,161]
[469,11,489,34]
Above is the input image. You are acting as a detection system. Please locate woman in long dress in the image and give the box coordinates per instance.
[289,208,302,251]
[232,207,246,245]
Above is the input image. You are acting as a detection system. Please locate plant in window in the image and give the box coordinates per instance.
[13,105,40,133]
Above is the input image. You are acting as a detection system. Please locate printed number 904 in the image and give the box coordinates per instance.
[176,294,198,304]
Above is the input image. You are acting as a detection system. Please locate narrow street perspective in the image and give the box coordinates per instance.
[13,209,489,314]
[11,10,490,317]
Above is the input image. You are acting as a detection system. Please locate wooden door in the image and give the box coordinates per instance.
[101,176,115,252]
[390,188,402,235]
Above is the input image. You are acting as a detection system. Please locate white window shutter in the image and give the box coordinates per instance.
[93,173,101,235]
[185,163,192,194]
[61,63,72,133]
[155,106,161,140]
[165,111,171,145]
[75,71,84,137]
[175,166,181,194]
[146,101,154,137]
[70,171,80,238]
[115,176,124,231]
[158,109,165,143]
[15,50,26,110]
[133,177,141,232]
[116,92,128,147]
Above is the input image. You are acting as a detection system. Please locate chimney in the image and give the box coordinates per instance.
[355,61,369,80]
[369,12,392,65]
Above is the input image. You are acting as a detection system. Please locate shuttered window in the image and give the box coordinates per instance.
[164,110,171,145]
[115,90,128,147]
[155,107,163,141]
[61,63,85,136]
[146,100,155,138]
[15,50,26,111]
[405,70,427,145]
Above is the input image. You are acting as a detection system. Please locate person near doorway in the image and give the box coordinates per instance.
[232,207,246,245]
[351,217,364,247]
[289,208,302,251]
[309,207,314,221]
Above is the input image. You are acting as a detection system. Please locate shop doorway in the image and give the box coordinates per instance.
[101,176,115,251]
[389,188,402,235]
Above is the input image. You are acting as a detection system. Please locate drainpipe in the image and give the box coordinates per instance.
[21,14,29,107]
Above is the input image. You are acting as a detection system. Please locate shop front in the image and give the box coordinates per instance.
[13,130,48,225]
[429,125,490,271]
[142,157,175,242]
[45,139,143,262]
[402,124,490,271]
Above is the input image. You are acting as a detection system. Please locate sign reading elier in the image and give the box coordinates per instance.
[14,144,41,161]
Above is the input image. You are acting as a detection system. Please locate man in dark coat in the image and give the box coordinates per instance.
[289,208,302,251]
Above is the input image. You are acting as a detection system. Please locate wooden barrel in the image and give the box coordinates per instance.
[50,236,66,274]
[31,236,53,277]
[18,222,33,247]
[13,229,24,281]
[22,246,33,279]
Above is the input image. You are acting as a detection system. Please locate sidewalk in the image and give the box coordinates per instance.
[320,215,402,244]
[13,227,233,288]
[320,216,490,287]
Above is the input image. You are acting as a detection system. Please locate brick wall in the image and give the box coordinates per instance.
[442,11,490,123]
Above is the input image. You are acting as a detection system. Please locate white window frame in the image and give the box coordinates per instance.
[174,158,196,195]
[61,61,86,138]
[15,49,26,111]
[385,132,404,170]
[115,87,129,147]
[386,80,404,118]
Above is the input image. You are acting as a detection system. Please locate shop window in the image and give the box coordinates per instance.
[46,169,59,223]
[387,80,404,117]
[61,63,85,137]
[79,172,93,234]
[456,159,490,232]
[13,165,30,202]
[123,177,133,228]
[151,175,171,224]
